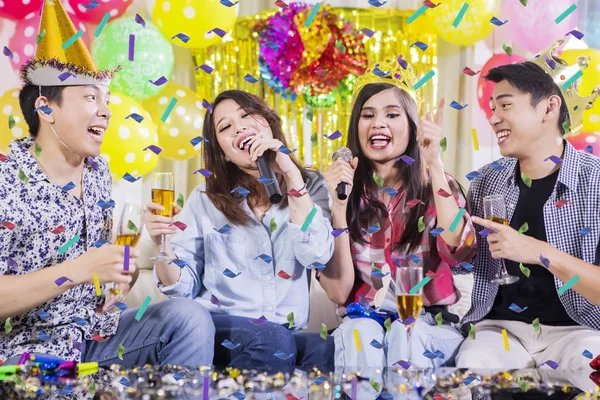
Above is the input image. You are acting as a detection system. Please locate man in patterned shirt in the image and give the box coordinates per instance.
[0,0,214,367]
[455,40,600,384]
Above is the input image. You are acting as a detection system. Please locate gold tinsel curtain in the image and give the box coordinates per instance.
[186,7,437,188]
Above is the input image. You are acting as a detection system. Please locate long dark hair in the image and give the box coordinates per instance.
[202,90,308,225]
[346,83,438,266]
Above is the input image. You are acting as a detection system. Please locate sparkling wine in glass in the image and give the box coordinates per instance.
[483,194,520,285]
[150,172,175,262]
[395,266,424,366]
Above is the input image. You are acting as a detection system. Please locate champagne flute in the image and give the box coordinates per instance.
[106,203,145,304]
[395,266,424,367]
[483,194,520,285]
[149,172,175,262]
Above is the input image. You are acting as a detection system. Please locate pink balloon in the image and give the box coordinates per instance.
[567,133,600,157]
[0,0,43,21]
[502,0,578,53]
[7,11,91,73]
[68,0,134,24]
[477,54,526,119]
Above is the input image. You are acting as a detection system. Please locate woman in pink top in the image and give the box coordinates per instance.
[320,62,476,370]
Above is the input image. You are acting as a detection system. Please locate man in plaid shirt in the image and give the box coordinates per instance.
[455,40,600,385]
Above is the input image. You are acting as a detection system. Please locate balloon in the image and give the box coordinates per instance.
[0,88,28,154]
[425,0,498,46]
[477,54,526,119]
[152,0,238,49]
[560,49,600,133]
[100,93,159,180]
[8,10,91,73]
[0,0,43,21]
[142,83,204,160]
[92,18,174,101]
[502,0,578,53]
[567,132,600,157]
[67,0,134,24]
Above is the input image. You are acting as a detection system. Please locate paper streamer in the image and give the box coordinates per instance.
[502,329,510,351]
[93,273,101,296]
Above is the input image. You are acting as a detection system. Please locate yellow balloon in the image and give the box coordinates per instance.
[561,49,600,133]
[0,88,28,154]
[152,0,238,49]
[101,93,159,180]
[142,82,204,161]
[425,0,499,46]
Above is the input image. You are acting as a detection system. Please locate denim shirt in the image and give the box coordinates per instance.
[154,170,334,329]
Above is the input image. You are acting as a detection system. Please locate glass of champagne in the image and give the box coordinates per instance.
[106,203,144,303]
[483,194,520,285]
[150,172,175,262]
[395,266,424,366]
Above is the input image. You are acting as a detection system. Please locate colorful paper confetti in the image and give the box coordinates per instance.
[452,2,469,28]
[320,323,328,340]
[519,263,530,278]
[161,97,178,122]
[301,207,317,232]
[502,329,510,351]
[93,273,101,296]
[449,208,466,232]
[94,13,111,37]
[557,274,579,295]
[413,69,435,90]
[58,234,80,255]
[407,5,428,24]
[555,4,577,24]
[62,30,84,50]
[304,3,321,27]
[135,296,152,321]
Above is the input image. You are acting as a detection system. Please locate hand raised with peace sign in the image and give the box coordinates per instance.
[417,98,446,168]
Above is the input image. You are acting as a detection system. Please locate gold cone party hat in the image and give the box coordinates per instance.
[528,39,599,135]
[20,0,119,86]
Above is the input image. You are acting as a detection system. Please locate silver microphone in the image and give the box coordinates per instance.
[332,147,353,200]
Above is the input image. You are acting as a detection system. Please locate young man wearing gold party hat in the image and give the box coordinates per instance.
[457,39,600,387]
[0,0,214,367]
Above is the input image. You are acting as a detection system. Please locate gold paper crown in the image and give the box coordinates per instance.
[351,57,423,108]
[19,0,119,86]
[528,39,600,135]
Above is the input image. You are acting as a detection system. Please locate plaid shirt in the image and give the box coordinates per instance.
[462,140,600,330]
[349,174,477,310]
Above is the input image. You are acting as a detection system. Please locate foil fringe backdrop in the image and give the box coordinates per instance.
[191,7,437,173]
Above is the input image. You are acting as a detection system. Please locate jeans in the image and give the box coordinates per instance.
[212,314,334,373]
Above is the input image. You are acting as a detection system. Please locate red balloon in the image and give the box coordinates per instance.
[477,54,526,119]
[0,0,43,21]
[67,0,134,24]
[566,132,600,157]
[7,10,91,73]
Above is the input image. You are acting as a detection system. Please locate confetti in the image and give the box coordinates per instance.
[332,228,348,237]
[301,207,317,232]
[479,228,496,237]
[520,173,532,187]
[117,344,125,360]
[128,34,135,61]
[123,243,131,272]
[509,303,528,313]
[213,224,232,233]
[94,13,111,37]
[368,0,388,6]
[380,187,399,196]
[125,113,144,123]
[81,0,99,9]
[449,208,466,232]
[274,351,294,360]
[540,254,550,268]
[502,42,513,56]
[58,234,80,255]
[519,263,530,278]
[586,144,594,154]
[561,69,582,91]
[37,332,52,341]
[545,155,562,164]
[62,30,84,50]
[313,376,332,385]
[255,254,273,263]
[502,328,510,351]
[268,216,278,233]
[579,227,592,236]
[231,186,250,197]
[171,33,190,43]
[223,268,241,278]
[36,29,46,44]
[362,223,381,235]
[372,173,384,187]
[91,334,110,342]
[287,312,294,328]
[463,376,479,385]
[249,315,268,326]
[430,227,444,237]
[410,41,429,51]
[114,302,127,311]
[361,27,375,37]
[452,2,469,28]
[352,329,362,352]
[8,114,15,130]
[122,172,141,183]
[518,222,529,235]
[4,318,12,334]
[567,29,584,40]
[468,323,476,339]
[449,101,468,110]
[88,381,96,397]
[370,378,381,392]
[220,0,239,6]
[435,312,442,327]
[58,72,76,82]
[324,130,342,140]
[418,216,425,232]
[148,76,167,86]
[194,168,213,177]
[558,274,579,295]
[93,273,101,296]
[490,16,508,26]
[413,69,435,90]
[161,97,178,122]
[55,276,73,286]
[174,193,184,209]
[320,323,328,340]
[35,105,53,115]
[306,108,314,121]
[196,64,214,74]
[135,296,152,321]
[423,0,440,7]
[436,188,452,198]
[440,137,447,152]
[396,154,415,164]
[533,317,540,334]
[541,360,559,369]
[265,41,281,50]
[335,39,346,54]
[410,276,432,294]
[244,73,262,83]
[583,350,593,359]
[221,339,241,349]
[277,145,296,154]
[519,0,527,5]
[133,13,146,28]
[406,199,425,207]
[2,46,13,60]
[384,317,392,333]
[97,199,116,209]
[370,339,387,349]
[210,295,222,308]
[92,240,110,248]
[304,3,321,27]
[555,4,577,24]
[143,145,162,155]
[393,360,412,369]
[407,5,428,24]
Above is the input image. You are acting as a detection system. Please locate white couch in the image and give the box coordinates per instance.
[124,230,474,332]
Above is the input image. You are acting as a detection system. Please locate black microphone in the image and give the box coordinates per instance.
[256,150,283,204]
[332,147,353,200]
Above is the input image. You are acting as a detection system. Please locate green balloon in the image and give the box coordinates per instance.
[92,18,174,101]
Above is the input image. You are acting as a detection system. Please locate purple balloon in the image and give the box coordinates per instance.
[502,0,578,53]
